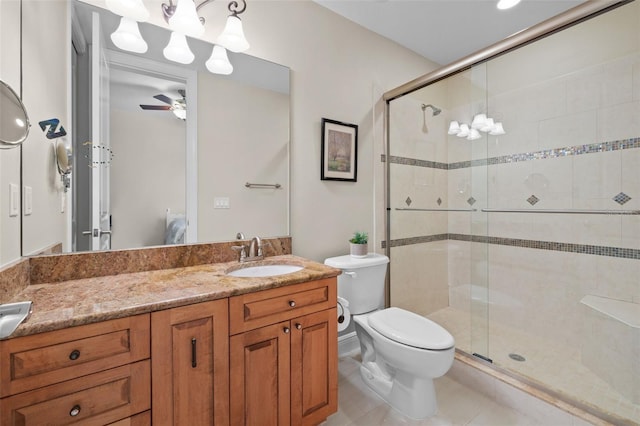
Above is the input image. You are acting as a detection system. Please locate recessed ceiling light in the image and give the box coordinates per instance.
[497,0,521,10]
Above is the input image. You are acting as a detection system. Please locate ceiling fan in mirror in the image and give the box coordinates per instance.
[140,89,186,120]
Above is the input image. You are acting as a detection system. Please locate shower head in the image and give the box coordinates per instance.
[421,103,441,116]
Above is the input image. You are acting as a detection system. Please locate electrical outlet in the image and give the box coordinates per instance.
[214,197,230,209]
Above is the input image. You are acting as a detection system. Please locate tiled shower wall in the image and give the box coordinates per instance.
[388,0,639,416]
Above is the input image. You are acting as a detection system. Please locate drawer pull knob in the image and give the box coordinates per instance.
[69,350,80,361]
[69,405,81,417]
[295,323,302,330]
[288,300,296,307]
[283,327,290,334]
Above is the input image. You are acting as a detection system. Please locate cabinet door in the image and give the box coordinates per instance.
[151,300,229,426]
[291,309,338,426]
[230,321,291,426]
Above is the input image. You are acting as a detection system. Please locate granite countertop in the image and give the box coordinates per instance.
[6,255,341,339]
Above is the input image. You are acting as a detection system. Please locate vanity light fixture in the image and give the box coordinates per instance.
[449,113,506,139]
[106,0,250,75]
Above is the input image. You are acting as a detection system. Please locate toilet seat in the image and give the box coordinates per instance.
[368,307,454,350]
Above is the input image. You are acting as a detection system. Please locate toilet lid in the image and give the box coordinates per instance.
[368,307,454,350]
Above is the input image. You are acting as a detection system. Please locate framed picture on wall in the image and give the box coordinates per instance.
[321,118,358,182]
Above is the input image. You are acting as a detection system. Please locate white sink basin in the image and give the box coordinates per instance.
[227,264,303,278]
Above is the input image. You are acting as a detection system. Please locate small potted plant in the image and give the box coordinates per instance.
[349,231,368,258]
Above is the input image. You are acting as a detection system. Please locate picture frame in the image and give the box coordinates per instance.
[321,118,358,182]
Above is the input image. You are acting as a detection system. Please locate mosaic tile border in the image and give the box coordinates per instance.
[384,137,640,170]
[383,233,640,260]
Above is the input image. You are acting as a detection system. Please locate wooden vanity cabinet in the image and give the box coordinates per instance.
[151,299,229,426]
[229,278,338,426]
[0,315,151,425]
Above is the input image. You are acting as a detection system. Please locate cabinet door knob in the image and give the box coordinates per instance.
[288,300,296,307]
[69,350,80,361]
[295,323,302,330]
[283,327,290,334]
[69,405,81,417]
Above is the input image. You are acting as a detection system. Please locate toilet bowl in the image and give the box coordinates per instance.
[324,253,455,419]
[353,307,454,419]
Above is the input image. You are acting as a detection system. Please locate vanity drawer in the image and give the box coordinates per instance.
[1,360,150,426]
[230,278,336,334]
[0,314,150,397]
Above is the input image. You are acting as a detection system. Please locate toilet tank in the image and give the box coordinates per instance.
[324,253,389,315]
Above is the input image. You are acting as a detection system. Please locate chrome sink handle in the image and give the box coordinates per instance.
[231,245,248,262]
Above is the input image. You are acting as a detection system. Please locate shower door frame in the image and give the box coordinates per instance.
[382,0,631,312]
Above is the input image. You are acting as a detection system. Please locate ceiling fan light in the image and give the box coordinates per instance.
[216,15,249,53]
[105,0,149,22]
[497,0,521,10]
[110,17,148,53]
[169,0,204,38]
[172,108,187,120]
[163,32,195,64]
[206,45,234,75]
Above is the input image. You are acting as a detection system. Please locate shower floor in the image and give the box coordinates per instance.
[428,307,640,425]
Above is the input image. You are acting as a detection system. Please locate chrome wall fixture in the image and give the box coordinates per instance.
[106,0,249,75]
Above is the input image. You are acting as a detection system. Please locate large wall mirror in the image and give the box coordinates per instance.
[8,0,290,261]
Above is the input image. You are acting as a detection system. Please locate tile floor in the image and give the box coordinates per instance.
[428,307,639,424]
[326,351,543,426]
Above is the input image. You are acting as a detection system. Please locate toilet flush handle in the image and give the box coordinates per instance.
[343,271,357,278]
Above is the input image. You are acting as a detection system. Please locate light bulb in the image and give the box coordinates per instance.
[206,45,233,75]
[110,17,148,53]
[163,32,194,64]
[216,15,249,53]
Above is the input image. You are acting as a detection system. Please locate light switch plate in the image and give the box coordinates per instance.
[214,197,230,209]
[24,186,33,216]
[9,183,19,217]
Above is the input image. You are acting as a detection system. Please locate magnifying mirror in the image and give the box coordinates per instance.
[55,138,72,191]
[0,79,30,148]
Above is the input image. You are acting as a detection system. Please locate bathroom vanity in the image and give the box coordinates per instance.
[0,249,340,426]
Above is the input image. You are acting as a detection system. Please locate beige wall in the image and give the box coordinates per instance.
[0,0,22,265]
[109,108,186,249]
[197,74,289,242]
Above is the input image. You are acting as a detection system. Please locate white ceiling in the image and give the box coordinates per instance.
[314,0,587,65]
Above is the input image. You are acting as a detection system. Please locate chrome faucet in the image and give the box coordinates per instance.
[232,236,269,262]
[248,236,262,259]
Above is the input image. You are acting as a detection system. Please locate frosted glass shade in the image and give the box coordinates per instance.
[206,45,233,75]
[480,118,495,132]
[497,0,521,9]
[490,122,506,135]
[457,124,470,138]
[216,15,249,53]
[471,113,487,129]
[169,0,204,38]
[467,128,482,140]
[105,0,149,22]
[110,17,148,53]
[163,32,195,64]
[448,121,460,135]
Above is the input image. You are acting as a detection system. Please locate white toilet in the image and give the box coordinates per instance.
[325,253,455,419]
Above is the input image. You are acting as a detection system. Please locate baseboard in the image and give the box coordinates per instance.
[338,331,359,357]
